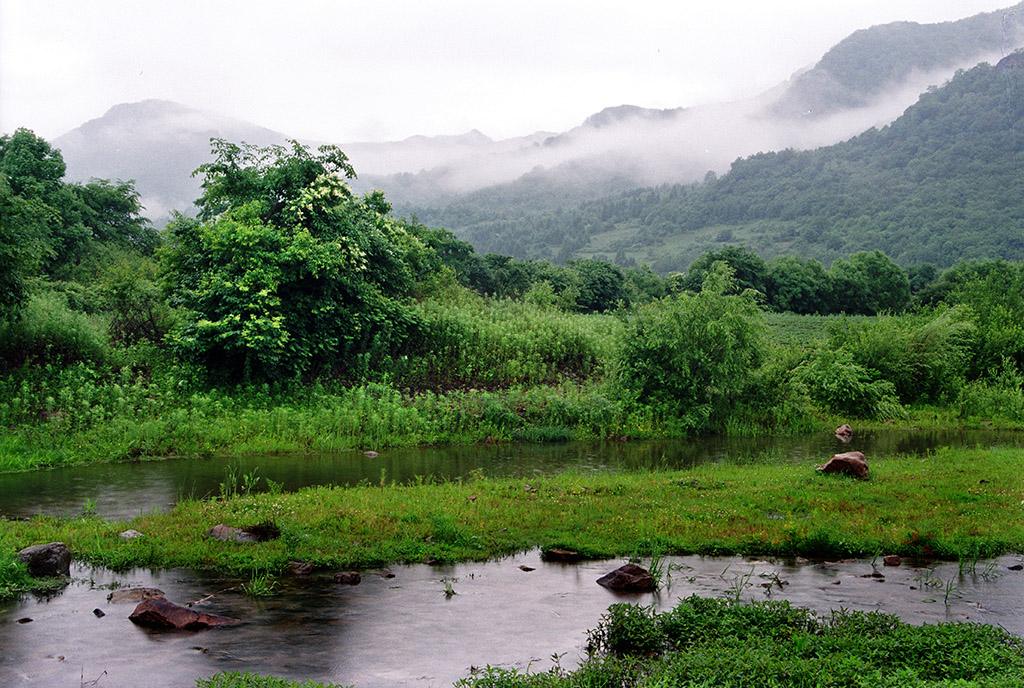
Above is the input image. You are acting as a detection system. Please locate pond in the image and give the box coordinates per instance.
[2,552,1023,687]
[2,428,1022,520]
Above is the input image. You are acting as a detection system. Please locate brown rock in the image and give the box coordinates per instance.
[285,561,316,577]
[596,564,656,593]
[834,424,854,442]
[363,450,379,458]
[334,571,361,585]
[108,587,165,604]
[518,564,535,572]
[207,522,280,543]
[18,542,71,577]
[817,451,869,479]
[883,555,902,567]
[128,598,240,630]
[541,547,582,563]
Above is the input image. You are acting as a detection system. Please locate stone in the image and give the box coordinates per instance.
[17,542,71,577]
[17,617,32,624]
[541,547,582,563]
[518,564,535,572]
[834,424,854,442]
[108,587,166,604]
[596,564,656,593]
[128,598,240,630]
[375,569,396,579]
[93,608,105,618]
[1008,564,1023,571]
[817,451,869,480]
[363,450,379,458]
[119,529,144,540]
[207,522,279,543]
[883,555,902,567]
[285,561,316,576]
[334,571,361,585]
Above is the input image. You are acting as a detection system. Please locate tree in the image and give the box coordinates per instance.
[681,246,768,296]
[567,259,627,312]
[828,251,910,314]
[766,256,831,314]
[164,139,433,380]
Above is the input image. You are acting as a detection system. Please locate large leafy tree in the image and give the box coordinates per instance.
[164,139,434,380]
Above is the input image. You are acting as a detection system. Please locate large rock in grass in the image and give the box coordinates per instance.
[596,564,656,593]
[129,598,240,630]
[18,542,71,577]
[817,451,869,480]
[207,522,280,543]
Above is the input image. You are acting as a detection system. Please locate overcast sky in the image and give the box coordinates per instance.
[0,0,1016,142]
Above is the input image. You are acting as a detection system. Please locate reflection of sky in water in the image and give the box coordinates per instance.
[2,553,1023,687]
[1,429,1022,520]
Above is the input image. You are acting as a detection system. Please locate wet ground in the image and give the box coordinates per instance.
[3,551,1023,687]
[2,428,1021,520]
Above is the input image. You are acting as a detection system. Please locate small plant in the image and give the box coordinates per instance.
[81,497,98,517]
[241,571,277,598]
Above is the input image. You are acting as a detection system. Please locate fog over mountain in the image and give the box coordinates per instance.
[50,2,1024,221]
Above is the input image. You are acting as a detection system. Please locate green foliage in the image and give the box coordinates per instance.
[164,140,432,380]
[832,308,976,402]
[794,348,904,419]
[766,255,831,314]
[829,251,911,314]
[617,266,765,430]
[196,673,345,688]
[0,550,35,601]
[680,245,768,296]
[460,597,1024,687]
[0,291,109,366]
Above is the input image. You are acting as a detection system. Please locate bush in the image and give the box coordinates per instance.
[0,291,109,366]
[617,265,765,431]
[958,362,1024,422]
[794,348,904,419]
[196,672,345,688]
[833,308,975,403]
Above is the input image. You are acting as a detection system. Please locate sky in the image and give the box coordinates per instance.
[0,0,1017,142]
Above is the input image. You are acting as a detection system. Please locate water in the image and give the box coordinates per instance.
[1,429,1021,520]
[2,553,1023,687]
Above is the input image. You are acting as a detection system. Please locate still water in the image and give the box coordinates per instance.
[2,429,1022,520]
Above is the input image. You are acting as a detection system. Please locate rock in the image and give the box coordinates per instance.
[334,571,361,585]
[17,617,32,624]
[285,561,316,577]
[883,555,902,567]
[541,547,582,563]
[18,542,71,577]
[518,564,535,572]
[107,587,165,604]
[1009,564,1023,571]
[375,569,395,579]
[817,451,869,480]
[363,450,379,458]
[207,522,280,543]
[92,608,105,618]
[596,564,656,593]
[128,598,240,630]
[119,529,144,540]
[834,424,854,442]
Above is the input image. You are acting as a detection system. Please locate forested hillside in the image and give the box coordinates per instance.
[412,54,1024,270]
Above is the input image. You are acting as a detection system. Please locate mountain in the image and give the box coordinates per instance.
[48,3,1024,225]
[427,53,1023,269]
[54,100,290,220]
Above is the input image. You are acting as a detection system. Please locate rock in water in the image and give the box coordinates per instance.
[18,542,71,577]
[129,598,240,630]
[334,571,361,585]
[834,424,854,442]
[286,561,316,577]
[883,555,902,567]
[108,587,165,604]
[817,451,869,480]
[596,564,656,593]
[541,547,582,563]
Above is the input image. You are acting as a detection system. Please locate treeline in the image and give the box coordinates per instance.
[409,55,1024,268]
[1,129,1023,469]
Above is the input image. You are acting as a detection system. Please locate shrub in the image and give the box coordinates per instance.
[794,348,904,419]
[0,291,109,366]
[617,265,765,431]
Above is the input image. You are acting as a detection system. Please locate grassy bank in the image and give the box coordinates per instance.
[3,447,1022,578]
[459,597,1024,687]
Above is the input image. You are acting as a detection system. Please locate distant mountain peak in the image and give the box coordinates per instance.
[582,104,684,129]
